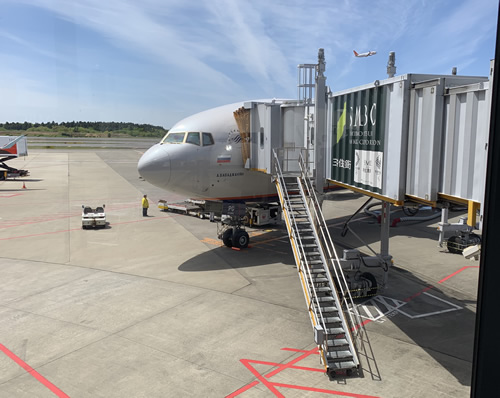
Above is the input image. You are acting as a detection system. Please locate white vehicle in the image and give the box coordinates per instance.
[82,205,106,229]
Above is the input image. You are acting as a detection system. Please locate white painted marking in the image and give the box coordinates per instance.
[395,292,462,319]
[423,292,463,309]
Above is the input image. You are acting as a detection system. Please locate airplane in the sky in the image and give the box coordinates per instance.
[353,50,377,58]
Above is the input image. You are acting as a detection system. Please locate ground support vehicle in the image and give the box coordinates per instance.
[82,205,106,229]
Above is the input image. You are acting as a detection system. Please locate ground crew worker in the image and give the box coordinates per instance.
[142,194,149,216]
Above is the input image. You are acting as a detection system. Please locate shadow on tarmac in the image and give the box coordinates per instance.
[178,228,296,272]
[178,199,475,386]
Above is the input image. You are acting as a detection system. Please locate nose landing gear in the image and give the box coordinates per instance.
[219,226,250,249]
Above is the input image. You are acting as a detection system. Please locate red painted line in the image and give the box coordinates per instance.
[265,347,319,378]
[232,357,379,398]
[403,285,435,303]
[352,318,373,332]
[0,214,175,241]
[240,359,284,397]
[271,382,379,397]
[0,344,69,397]
[230,263,480,396]
[225,381,259,397]
[438,265,479,284]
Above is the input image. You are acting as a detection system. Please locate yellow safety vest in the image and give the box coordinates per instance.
[142,198,149,208]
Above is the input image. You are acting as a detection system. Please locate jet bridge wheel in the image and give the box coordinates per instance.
[222,228,233,248]
[361,272,378,297]
[233,229,249,249]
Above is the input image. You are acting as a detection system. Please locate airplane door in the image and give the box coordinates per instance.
[281,105,307,173]
[250,103,282,174]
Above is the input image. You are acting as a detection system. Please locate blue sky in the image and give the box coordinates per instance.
[1,0,498,128]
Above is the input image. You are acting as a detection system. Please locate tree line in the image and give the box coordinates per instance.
[0,121,168,137]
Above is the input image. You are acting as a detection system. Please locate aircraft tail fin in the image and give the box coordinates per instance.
[353,50,359,56]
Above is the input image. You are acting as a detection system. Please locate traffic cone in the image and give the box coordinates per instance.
[22,182,26,189]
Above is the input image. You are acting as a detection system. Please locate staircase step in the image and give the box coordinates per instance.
[318,306,339,313]
[326,350,353,361]
[296,228,313,233]
[327,338,349,347]
[323,316,342,323]
[325,327,345,334]
[316,296,334,303]
[327,361,357,371]
[314,287,332,293]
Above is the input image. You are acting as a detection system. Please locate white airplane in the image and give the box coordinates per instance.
[353,50,377,58]
[137,101,280,202]
[138,100,295,248]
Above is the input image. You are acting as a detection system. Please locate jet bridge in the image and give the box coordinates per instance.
[239,51,492,254]
[234,50,492,375]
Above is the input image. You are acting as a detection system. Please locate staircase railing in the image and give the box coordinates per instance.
[297,153,364,338]
[273,150,331,366]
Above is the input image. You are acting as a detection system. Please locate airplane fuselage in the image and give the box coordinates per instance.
[138,101,278,201]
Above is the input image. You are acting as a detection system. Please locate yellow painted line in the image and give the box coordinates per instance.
[200,238,223,246]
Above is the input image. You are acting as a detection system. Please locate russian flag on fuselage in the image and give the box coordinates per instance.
[217,155,231,163]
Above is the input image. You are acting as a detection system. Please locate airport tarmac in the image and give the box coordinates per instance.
[0,149,478,397]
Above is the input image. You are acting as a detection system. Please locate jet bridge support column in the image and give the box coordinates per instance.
[380,202,391,287]
[314,49,327,198]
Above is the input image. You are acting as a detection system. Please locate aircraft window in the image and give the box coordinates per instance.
[164,132,186,143]
[186,132,200,146]
[202,133,214,146]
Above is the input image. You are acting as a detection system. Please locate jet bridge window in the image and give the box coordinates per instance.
[202,132,214,146]
[163,132,186,144]
[186,132,200,146]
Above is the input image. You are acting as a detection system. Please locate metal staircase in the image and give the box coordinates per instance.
[273,149,362,377]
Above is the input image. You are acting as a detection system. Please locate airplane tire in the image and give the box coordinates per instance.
[233,230,249,249]
[360,272,378,297]
[222,228,233,247]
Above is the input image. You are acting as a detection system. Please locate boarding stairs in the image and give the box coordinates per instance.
[273,150,362,376]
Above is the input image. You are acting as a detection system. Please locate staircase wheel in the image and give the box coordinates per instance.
[361,272,378,297]
[222,228,233,247]
[233,230,249,249]
[447,235,462,254]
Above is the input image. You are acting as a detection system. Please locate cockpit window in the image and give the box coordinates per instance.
[186,132,200,146]
[202,133,214,146]
[163,132,186,144]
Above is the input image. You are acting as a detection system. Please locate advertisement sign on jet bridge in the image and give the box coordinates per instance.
[328,78,410,202]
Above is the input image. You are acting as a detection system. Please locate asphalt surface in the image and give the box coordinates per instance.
[0,148,479,397]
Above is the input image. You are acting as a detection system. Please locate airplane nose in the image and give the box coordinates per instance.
[137,144,171,188]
